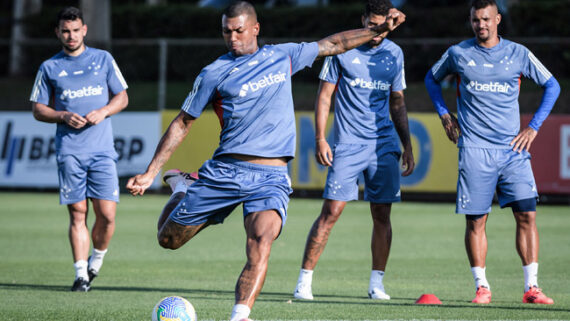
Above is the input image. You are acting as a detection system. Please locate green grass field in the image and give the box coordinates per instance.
[0,192,568,320]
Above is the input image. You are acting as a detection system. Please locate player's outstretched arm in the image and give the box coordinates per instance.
[316,8,405,58]
[314,80,335,166]
[389,91,414,176]
[85,90,129,125]
[126,111,196,196]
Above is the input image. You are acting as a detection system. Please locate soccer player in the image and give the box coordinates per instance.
[424,0,559,304]
[126,1,405,320]
[293,0,414,301]
[30,7,128,292]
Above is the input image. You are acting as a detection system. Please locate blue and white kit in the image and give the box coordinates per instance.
[30,46,128,204]
[425,37,560,213]
[319,41,406,203]
[173,42,319,226]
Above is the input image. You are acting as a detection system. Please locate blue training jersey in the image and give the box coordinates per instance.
[319,40,406,151]
[430,37,553,148]
[181,42,319,160]
[30,46,128,155]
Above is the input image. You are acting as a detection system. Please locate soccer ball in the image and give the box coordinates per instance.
[152,296,197,321]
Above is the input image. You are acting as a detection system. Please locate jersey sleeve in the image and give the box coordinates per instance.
[104,52,128,94]
[521,48,553,86]
[29,63,52,105]
[430,48,455,82]
[275,42,319,75]
[392,48,407,91]
[181,68,217,118]
[318,56,340,84]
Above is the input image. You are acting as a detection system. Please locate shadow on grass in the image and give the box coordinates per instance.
[257,291,568,313]
[1,283,567,314]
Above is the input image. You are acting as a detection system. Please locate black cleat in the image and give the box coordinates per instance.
[71,277,90,292]
[88,268,98,286]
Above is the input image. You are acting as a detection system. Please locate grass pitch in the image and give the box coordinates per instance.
[0,192,568,320]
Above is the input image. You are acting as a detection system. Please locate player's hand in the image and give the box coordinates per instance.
[63,111,88,129]
[85,108,109,125]
[440,113,461,144]
[385,8,406,32]
[401,146,415,177]
[126,173,154,196]
[510,126,537,153]
[315,139,333,166]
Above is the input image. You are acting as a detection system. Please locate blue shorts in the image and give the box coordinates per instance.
[456,147,538,214]
[323,143,401,203]
[170,157,292,229]
[57,153,119,205]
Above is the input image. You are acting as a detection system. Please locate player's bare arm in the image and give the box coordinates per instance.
[510,126,537,153]
[440,113,461,144]
[85,90,128,125]
[316,8,405,58]
[314,81,336,166]
[127,111,195,196]
[32,102,87,129]
[389,90,414,176]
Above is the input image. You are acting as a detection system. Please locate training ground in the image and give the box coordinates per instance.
[0,192,568,320]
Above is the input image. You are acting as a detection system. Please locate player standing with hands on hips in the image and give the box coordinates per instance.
[126,1,405,320]
[30,7,128,292]
[294,0,414,301]
[425,0,559,304]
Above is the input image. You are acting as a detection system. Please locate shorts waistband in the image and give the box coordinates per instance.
[214,156,289,173]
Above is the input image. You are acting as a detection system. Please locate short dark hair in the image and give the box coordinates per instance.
[56,6,84,26]
[365,0,393,17]
[470,0,498,10]
[223,0,257,21]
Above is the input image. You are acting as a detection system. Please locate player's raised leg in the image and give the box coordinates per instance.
[231,210,282,321]
[465,214,492,304]
[368,203,392,300]
[294,199,347,300]
[68,200,91,292]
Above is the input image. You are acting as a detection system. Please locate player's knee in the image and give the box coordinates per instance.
[465,214,487,231]
[157,232,181,250]
[95,213,115,226]
[321,203,344,223]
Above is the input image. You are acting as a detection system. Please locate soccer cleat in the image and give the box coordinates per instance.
[163,169,198,192]
[472,286,491,304]
[87,268,98,286]
[293,282,314,300]
[368,287,391,300]
[87,255,98,286]
[71,277,90,292]
[523,286,554,304]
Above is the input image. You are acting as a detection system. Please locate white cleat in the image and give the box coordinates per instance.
[163,169,198,192]
[368,287,391,300]
[293,282,314,300]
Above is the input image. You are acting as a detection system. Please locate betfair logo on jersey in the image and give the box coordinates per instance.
[466,81,510,93]
[239,71,287,97]
[60,85,104,100]
[348,78,391,91]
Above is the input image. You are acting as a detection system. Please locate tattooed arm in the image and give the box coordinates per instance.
[127,111,196,195]
[316,8,405,58]
[389,90,415,176]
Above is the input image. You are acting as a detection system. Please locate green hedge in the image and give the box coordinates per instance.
[18,1,570,38]
[8,1,570,82]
